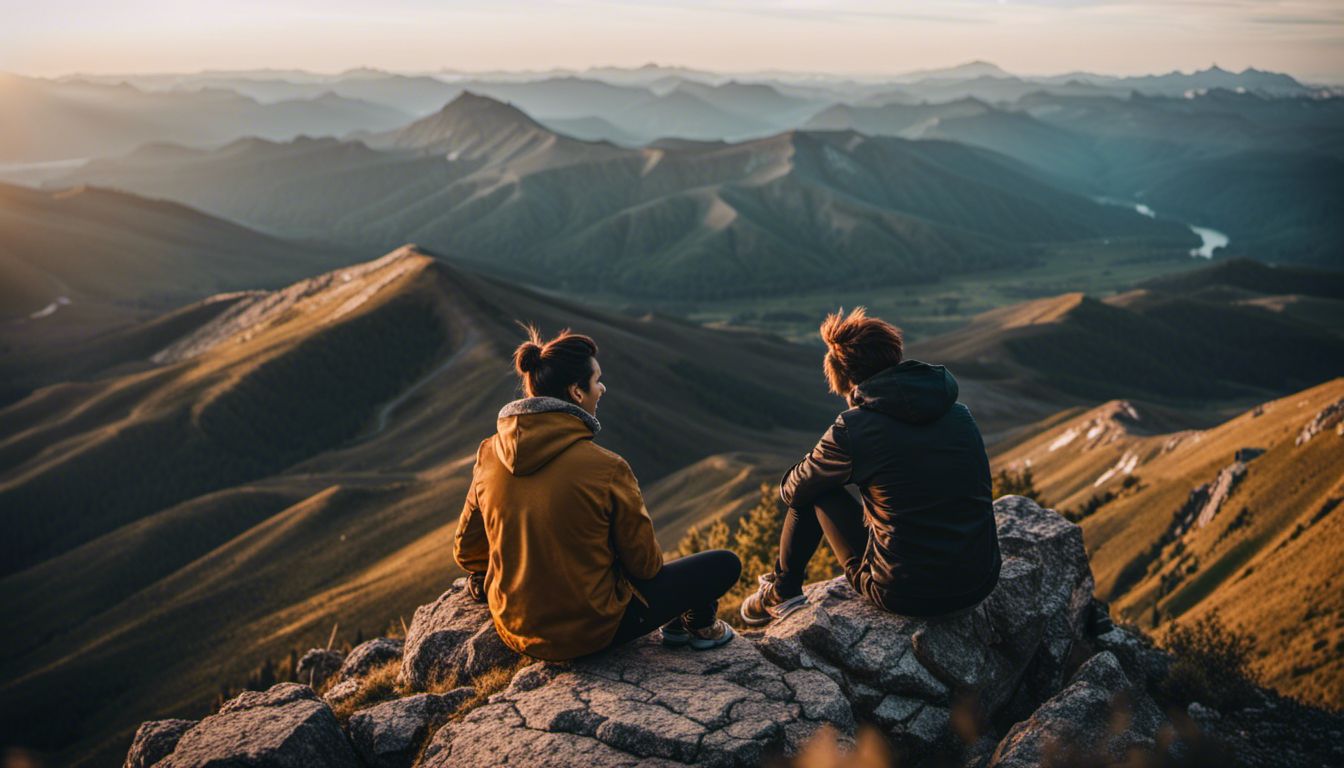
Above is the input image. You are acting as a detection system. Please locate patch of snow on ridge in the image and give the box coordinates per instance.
[1094,451,1139,487]
[1049,427,1080,452]
[28,296,71,319]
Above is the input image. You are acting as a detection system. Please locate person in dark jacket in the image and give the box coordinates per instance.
[741,307,1000,624]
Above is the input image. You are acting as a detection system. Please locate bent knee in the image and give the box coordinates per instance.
[705,548,742,589]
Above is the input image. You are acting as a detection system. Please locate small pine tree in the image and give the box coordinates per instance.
[992,467,1048,507]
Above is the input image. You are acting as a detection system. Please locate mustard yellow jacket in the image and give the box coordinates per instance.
[453,397,663,661]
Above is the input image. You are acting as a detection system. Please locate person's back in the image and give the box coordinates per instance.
[463,401,659,660]
[456,325,740,662]
[818,361,998,614]
[743,308,1000,623]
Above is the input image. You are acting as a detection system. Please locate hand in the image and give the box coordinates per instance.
[466,571,487,603]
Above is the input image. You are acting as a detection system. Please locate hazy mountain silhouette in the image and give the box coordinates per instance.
[54,94,1190,298]
[0,73,414,163]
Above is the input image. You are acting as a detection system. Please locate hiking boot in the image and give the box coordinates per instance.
[739,572,806,626]
[687,619,735,650]
[660,619,691,647]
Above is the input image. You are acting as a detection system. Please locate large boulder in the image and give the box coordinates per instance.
[339,637,404,681]
[988,651,1163,767]
[123,719,195,768]
[756,495,1094,757]
[349,689,475,768]
[401,577,521,690]
[419,633,853,767]
[157,683,359,768]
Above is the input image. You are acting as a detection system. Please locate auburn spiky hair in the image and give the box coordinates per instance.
[820,307,904,396]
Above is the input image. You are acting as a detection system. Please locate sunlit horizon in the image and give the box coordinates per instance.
[5,0,1343,83]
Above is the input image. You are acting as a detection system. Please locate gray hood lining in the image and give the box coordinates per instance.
[497,396,602,435]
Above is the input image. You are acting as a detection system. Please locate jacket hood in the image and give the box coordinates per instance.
[850,360,959,425]
[494,396,601,475]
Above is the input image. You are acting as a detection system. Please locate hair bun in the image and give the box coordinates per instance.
[514,341,543,375]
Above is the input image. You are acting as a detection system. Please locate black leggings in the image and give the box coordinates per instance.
[604,549,742,648]
[776,488,869,595]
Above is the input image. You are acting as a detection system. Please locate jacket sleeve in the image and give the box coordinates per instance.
[609,459,664,580]
[780,416,853,510]
[453,458,489,575]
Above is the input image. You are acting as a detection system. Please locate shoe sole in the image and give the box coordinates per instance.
[739,594,807,627]
[689,624,735,650]
[661,632,690,647]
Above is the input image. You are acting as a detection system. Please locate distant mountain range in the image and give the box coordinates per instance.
[49,93,1191,299]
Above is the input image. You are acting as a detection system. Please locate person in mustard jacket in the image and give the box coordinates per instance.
[454,325,740,660]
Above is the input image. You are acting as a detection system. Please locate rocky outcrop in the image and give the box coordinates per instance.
[155,683,358,767]
[349,689,475,768]
[988,651,1161,767]
[123,719,194,768]
[756,495,1095,756]
[145,496,1314,767]
[401,578,521,690]
[1296,397,1344,445]
[420,633,851,767]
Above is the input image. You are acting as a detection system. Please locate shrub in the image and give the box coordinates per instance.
[993,467,1048,508]
[1158,610,1260,710]
[677,483,844,624]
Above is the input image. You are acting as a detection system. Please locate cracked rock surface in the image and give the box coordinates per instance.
[420,633,852,768]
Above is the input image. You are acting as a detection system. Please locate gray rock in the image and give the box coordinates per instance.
[419,632,853,767]
[348,689,474,768]
[988,652,1160,768]
[324,678,362,707]
[124,719,195,768]
[339,637,404,682]
[1094,625,1171,691]
[297,647,345,689]
[158,683,358,768]
[400,577,521,690]
[759,496,1095,756]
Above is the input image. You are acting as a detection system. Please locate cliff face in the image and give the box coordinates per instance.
[123,497,1344,768]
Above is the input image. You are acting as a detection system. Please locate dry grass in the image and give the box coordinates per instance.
[327,658,402,722]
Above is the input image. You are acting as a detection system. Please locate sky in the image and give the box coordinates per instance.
[3,0,1343,82]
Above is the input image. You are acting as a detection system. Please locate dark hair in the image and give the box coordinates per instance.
[513,323,599,400]
[820,307,903,396]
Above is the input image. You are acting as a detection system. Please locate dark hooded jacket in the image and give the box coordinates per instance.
[780,361,1000,615]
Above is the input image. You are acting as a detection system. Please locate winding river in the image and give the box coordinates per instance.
[1098,197,1229,259]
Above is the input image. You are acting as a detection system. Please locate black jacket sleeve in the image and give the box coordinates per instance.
[780,415,853,509]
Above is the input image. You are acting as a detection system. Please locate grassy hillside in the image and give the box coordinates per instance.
[992,380,1344,708]
[0,182,359,405]
[0,245,846,767]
